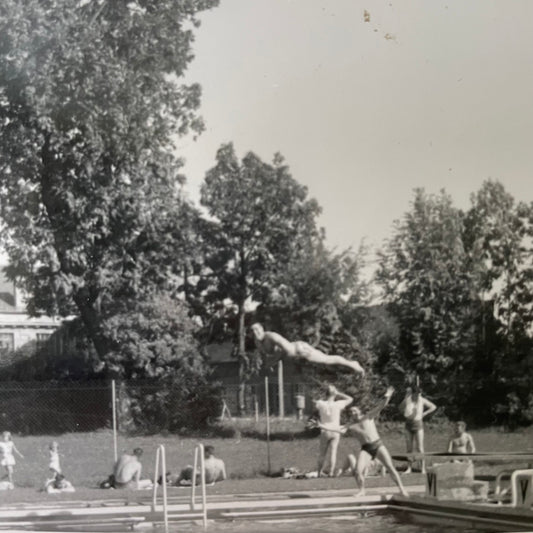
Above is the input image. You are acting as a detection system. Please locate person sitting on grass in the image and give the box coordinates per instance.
[101,448,153,490]
[447,421,476,455]
[311,387,408,497]
[251,323,365,376]
[44,473,75,494]
[176,445,226,486]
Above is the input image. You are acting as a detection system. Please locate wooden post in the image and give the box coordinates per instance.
[277,359,285,418]
[265,376,271,475]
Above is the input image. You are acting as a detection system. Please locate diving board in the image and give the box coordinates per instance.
[392,452,533,462]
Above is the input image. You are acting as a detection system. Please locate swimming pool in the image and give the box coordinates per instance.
[160,513,481,533]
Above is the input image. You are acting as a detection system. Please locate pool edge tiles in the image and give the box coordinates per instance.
[0,488,419,529]
[389,494,533,532]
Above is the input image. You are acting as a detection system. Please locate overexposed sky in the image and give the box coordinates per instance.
[180,0,533,253]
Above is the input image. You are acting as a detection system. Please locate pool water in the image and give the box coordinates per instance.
[177,513,482,533]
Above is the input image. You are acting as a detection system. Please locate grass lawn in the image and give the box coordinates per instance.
[2,420,533,504]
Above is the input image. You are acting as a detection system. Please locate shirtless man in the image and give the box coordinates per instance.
[399,386,436,474]
[251,323,364,375]
[447,421,476,454]
[177,445,227,486]
[313,387,408,497]
[112,448,152,490]
[314,385,353,477]
[203,445,227,484]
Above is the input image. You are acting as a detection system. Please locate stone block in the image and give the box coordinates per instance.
[426,461,487,501]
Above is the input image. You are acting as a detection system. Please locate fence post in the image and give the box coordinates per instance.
[278,360,285,418]
[265,376,271,475]
[111,380,118,462]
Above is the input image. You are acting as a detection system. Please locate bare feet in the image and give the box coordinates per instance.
[399,487,409,497]
[353,489,366,498]
[350,361,365,376]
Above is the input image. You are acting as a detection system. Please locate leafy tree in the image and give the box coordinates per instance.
[0,0,218,369]
[199,144,322,409]
[464,180,533,425]
[376,189,478,408]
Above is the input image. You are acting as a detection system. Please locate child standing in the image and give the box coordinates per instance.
[48,441,61,477]
[0,431,24,485]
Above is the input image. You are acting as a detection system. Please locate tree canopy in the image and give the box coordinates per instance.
[377,182,533,425]
[0,0,218,370]
[199,143,322,362]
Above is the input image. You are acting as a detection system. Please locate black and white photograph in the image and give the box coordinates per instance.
[0,1,532,531]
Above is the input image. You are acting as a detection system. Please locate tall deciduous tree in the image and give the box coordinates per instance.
[257,239,377,407]
[0,0,218,370]
[464,180,533,424]
[200,144,322,405]
[377,189,478,405]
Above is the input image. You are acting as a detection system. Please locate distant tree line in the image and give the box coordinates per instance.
[0,1,531,430]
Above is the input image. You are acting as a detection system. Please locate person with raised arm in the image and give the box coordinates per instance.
[311,387,408,497]
[251,323,365,375]
[314,384,353,477]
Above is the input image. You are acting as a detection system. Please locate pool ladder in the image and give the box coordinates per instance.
[152,443,208,531]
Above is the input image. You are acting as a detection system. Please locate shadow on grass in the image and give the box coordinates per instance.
[210,421,320,441]
[159,419,321,441]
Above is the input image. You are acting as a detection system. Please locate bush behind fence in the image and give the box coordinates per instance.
[0,379,525,435]
[0,380,311,435]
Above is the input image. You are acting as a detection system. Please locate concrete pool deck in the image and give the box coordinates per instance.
[1,473,533,532]
[0,474,426,530]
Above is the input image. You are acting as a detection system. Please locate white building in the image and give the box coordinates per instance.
[0,271,62,364]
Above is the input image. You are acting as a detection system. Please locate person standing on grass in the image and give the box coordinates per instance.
[48,441,61,477]
[0,431,23,486]
[312,387,408,497]
[447,421,476,454]
[314,384,353,477]
[399,386,436,474]
[251,323,365,375]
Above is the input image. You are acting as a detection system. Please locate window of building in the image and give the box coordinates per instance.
[0,332,14,355]
[36,332,51,347]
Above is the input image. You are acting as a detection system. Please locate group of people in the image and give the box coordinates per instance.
[0,428,226,493]
[102,444,226,490]
[1,323,477,498]
[0,433,75,493]
[253,323,477,497]
[311,383,476,497]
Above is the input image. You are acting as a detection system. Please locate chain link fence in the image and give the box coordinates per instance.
[0,378,529,435]
[0,381,112,434]
[0,380,314,436]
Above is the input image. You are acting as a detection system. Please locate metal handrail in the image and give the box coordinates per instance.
[152,444,169,533]
[510,469,533,507]
[191,443,208,528]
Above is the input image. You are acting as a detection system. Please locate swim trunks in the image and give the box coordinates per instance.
[405,418,423,433]
[361,439,383,460]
